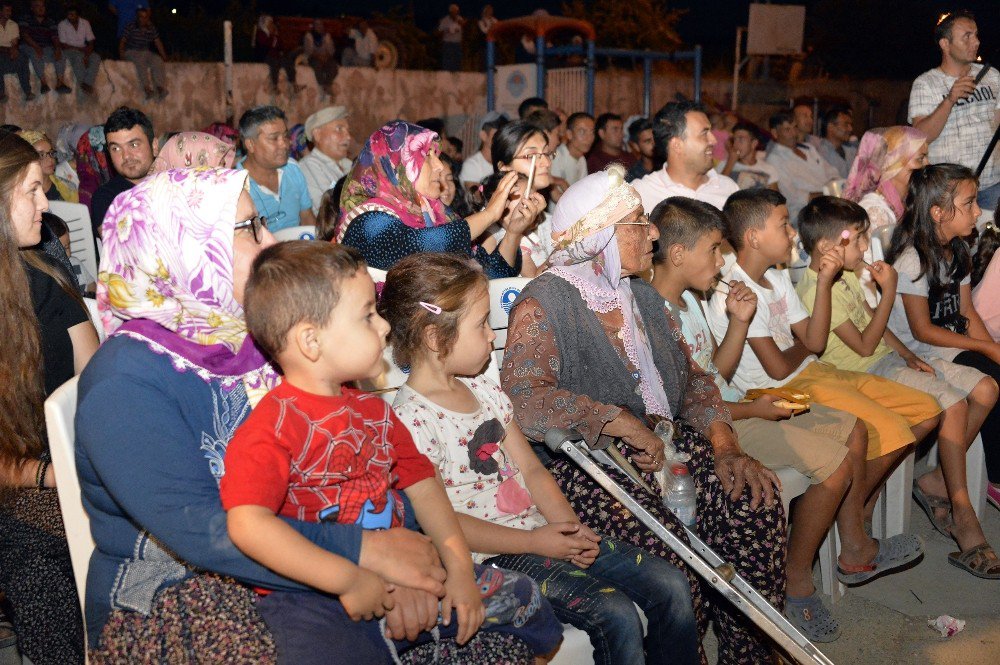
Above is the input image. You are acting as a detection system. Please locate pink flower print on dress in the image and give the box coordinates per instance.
[495,477,533,515]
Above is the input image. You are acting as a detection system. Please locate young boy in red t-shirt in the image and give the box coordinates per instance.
[220,242,561,662]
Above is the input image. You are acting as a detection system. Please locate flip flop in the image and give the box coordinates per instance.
[948,543,1000,580]
[912,485,954,537]
[987,484,1000,511]
[783,591,841,643]
[836,534,924,585]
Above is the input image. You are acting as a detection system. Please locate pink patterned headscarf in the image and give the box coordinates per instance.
[336,120,459,241]
[98,168,278,392]
[844,126,927,220]
[149,132,236,174]
[548,165,673,419]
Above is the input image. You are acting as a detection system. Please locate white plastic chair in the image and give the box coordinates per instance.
[83,297,105,343]
[43,376,93,642]
[271,225,317,242]
[48,201,98,281]
[925,435,988,519]
[488,277,532,369]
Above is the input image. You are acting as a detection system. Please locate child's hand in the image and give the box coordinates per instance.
[867,260,898,292]
[340,568,396,622]
[904,354,935,374]
[725,280,758,323]
[533,522,599,564]
[750,394,794,421]
[442,572,485,645]
[816,246,845,283]
[568,523,602,568]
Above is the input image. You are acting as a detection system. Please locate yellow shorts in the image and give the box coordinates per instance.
[783,361,942,460]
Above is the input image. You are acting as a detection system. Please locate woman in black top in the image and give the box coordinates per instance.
[0,132,99,664]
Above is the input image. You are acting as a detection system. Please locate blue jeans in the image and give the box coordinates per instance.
[256,563,562,664]
[441,42,461,71]
[63,49,100,88]
[978,180,1000,212]
[20,45,64,87]
[488,538,699,665]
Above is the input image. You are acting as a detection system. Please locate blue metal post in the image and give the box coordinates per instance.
[694,44,703,103]
[536,35,545,99]
[586,39,595,115]
[643,57,652,116]
[486,40,495,111]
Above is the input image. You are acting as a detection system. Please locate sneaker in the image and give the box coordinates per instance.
[40,84,51,94]
[55,84,72,94]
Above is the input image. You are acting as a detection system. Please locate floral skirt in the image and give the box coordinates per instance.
[547,419,786,665]
[0,488,84,665]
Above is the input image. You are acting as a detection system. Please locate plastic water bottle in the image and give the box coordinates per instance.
[664,462,697,527]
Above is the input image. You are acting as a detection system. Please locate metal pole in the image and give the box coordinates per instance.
[693,44,702,103]
[223,21,233,125]
[486,40,495,112]
[535,35,545,99]
[586,39,595,115]
[643,57,652,117]
[732,27,743,112]
[547,433,835,665]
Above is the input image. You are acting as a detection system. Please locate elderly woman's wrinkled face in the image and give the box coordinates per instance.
[615,205,659,276]
[232,190,276,306]
[414,148,444,199]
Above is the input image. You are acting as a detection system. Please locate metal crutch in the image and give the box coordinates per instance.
[543,428,834,665]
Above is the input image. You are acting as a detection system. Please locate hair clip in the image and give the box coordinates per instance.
[419,301,442,315]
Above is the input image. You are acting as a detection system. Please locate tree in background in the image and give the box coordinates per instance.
[562,0,684,52]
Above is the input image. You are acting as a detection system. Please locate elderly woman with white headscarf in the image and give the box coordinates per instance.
[500,166,786,664]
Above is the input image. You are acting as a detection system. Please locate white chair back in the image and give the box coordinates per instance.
[83,297,106,343]
[271,225,318,242]
[49,201,98,281]
[488,277,531,369]
[43,376,93,626]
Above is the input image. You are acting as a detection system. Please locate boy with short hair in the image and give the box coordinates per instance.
[706,189,938,585]
[795,196,996,555]
[221,241,561,662]
[649,195,859,641]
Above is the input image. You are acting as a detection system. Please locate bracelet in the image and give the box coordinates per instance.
[35,459,50,490]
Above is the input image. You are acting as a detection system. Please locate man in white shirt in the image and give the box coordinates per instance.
[0,1,32,101]
[765,110,839,223]
[459,110,507,191]
[550,111,593,187]
[909,10,1000,211]
[717,122,780,191]
[437,4,465,72]
[792,102,822,151]
[344,19,378,67]
[57,5,100,95]
[632,101,739,213]
[298,106,353,214]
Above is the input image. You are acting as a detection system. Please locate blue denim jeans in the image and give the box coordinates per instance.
[257,563,562,664]
[488,537,699,665]
[978,180,1000,212]
[20,45,64,87]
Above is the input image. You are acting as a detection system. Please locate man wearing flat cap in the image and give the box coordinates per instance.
[299,105,353,213]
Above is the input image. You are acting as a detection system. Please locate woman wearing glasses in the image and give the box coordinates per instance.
[480,120,558,277]
[337,120,543,277]
[500,166,787,663]
[17,129,79,202]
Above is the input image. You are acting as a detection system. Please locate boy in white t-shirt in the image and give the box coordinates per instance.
[706,188,938,586]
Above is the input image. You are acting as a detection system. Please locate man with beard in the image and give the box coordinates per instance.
[90,106,158,239]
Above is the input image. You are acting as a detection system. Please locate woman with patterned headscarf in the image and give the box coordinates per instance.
[844,126,929,231]
[75,125,111,209]
[500,165,787,664]
[338,120,542,277]
[149,131,236,174]
[17,129,79,202]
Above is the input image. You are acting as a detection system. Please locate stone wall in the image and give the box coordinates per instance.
[1,60,912,155]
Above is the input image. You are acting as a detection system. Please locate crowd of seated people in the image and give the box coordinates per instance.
[2,9,1000,664]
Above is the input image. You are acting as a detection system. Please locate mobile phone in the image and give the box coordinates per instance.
[524,153,538,197]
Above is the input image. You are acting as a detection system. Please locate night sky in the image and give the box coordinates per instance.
[248,0,999,79]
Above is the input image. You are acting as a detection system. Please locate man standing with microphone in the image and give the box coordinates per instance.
[909,10,1000,210]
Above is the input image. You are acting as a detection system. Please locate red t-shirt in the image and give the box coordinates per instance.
[221,381,434,528]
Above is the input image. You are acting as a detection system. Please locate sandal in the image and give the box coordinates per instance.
[913,484,954,537]
[987,484,1000,511]
[783,591,841,643]
[836,534,923,585]
[948,543,1000,580]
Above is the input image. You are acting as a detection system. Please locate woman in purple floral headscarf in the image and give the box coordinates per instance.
[337,120,543,276]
